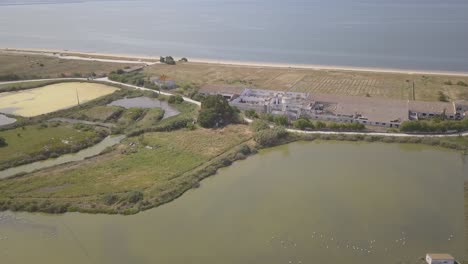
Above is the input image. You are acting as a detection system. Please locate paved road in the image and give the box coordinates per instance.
[2,78,466,138]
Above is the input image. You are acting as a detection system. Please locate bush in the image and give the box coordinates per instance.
[0,74,20,81]
[400,119,468,133]
[438,91,449,102]
[126,191,144,204]
[103,193,119,205]
[315,121,326,129]
[254,127,288,147]
[444,80,453,85]
[250,119,270,132]
[457,81,468,87]
[293,118,314,130]
[0,137,6,147]
[245,109,258,118]
[273,115,289,126]
[259,113,275,122]
[238,144,252,155]
[168,95,184,104]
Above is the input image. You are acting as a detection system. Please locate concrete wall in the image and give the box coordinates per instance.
[425,255,454,264]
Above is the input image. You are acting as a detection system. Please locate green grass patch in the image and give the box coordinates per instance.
[0,125,253,214]
[70,105,124,122]
[0,123,106,170]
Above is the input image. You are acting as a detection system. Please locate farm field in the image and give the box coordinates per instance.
[0,82,119,117]
[144,62,468,101]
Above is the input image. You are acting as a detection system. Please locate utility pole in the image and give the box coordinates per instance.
[76,87,80,106]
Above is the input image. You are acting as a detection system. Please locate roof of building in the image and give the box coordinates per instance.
[199,85,246,96]
[408,101,455,115]
[308,93,409,123]
[427,253,454,260]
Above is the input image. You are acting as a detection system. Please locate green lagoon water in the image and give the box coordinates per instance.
[0,141,465,264]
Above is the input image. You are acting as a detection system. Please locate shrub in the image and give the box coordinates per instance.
[238,144,252,155]
[400,119,468,133]
[186,122,196,130]
[457,81,468,87]
[254,126,288,147]
[438,91,449,102]
[103,193,119,205]
[444,80,453,85]
[259,113,275,122]
[273,115,289,126]
[168,95,184,104]
[245,109,258,118]
[250,119,270,132]
[315,121,326,129]
[293,118,314,130]
[0,137,6,147]
[0,74,20,81]
[126,191,143,204]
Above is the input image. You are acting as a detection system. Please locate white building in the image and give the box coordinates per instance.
[426,253,455,264]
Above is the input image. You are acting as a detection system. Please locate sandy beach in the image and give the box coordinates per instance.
[3,47,468,77]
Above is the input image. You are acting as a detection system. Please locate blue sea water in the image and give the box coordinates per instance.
[1,0,468,71]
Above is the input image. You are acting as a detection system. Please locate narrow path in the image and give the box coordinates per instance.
[48,118,115,128]
[96,77,201,106]
[1,78,466,138]
[0,78,86,85]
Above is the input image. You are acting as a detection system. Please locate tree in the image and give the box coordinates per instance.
[198,95,235,128]
[165,56,176,65]
[0,137,6,147]
[160,56,165,63]
[180,57,188,62]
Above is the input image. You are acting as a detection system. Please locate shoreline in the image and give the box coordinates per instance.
[3,47,468,77]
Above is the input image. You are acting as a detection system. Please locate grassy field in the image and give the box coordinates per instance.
[0,80,62,92]
[0,52,138,80]
[70,105,124,122]
[0,123,105,170]
[0,125,253,214]
[143,62,468,101]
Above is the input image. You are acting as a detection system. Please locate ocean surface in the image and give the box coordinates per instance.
[1,0,468,71]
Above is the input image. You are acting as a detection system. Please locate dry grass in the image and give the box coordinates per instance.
[0,52,138,79]
[144,62,468,101]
